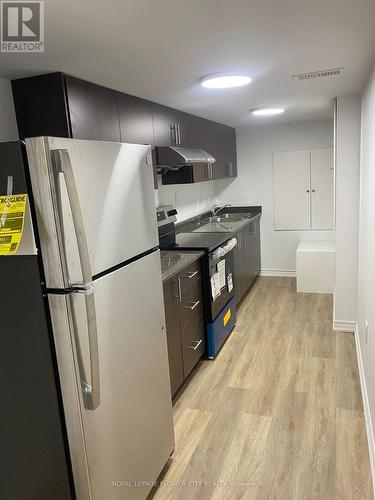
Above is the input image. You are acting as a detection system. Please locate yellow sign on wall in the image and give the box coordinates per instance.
[0,194,27,255]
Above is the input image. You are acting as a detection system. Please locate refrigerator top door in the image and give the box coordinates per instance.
[26,137,158,288]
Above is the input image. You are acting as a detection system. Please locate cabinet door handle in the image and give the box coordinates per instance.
[188,339,203,350]
[306,189,310,193]
[177,124,182,145]
[170,124,174,144]
[228,162,233,177]
[312,189,316,193]
[185,300,200,310]
[170,124,177,145]
[177,277,182,302]
[182,270,198,279]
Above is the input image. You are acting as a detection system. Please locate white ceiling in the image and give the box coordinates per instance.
[1,0,375,126]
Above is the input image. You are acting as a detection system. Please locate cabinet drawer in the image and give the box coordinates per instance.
[181,315,206,378]
[180,278,204,330]
[178,260,202,293]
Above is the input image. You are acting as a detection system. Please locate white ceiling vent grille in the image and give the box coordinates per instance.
[292,67,343,81]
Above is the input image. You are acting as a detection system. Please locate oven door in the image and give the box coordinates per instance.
[206,247,235,322]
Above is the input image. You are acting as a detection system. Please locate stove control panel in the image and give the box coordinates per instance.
[156,205,178,227]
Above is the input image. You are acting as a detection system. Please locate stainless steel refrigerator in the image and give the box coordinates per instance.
[25,136,175,499]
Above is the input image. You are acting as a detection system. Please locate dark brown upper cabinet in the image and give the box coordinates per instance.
[12,72,121,142]
[117,93,154,145]
[11,72,237,185]
[65,75,121,142]
[152,103,192,147]
[212,122,237,179]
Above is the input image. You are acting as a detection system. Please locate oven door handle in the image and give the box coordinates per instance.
[210,237,238,259]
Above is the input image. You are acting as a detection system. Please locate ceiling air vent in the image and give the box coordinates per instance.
[292,67,343,81]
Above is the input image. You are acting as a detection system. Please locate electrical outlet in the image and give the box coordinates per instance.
[365,320,369,344]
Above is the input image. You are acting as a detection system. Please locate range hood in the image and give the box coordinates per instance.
[156,146,216,168]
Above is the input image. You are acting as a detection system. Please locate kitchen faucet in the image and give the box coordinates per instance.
[211,203,231,217]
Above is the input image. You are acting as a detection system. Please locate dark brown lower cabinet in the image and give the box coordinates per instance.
[163,278,184,396]
[162,259,206,397]
[233,217,261,303]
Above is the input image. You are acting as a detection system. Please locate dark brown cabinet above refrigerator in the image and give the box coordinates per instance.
[117,93,154,145]
[11,71,237,185]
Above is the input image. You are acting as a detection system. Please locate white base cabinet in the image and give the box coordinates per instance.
[296,240,336,294]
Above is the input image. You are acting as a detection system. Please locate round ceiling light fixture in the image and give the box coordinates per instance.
[201,73,252,89]
[252,107,285,116]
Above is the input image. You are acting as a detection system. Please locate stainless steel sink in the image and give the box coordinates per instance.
[191,208,257,233]
[208,213,250,223]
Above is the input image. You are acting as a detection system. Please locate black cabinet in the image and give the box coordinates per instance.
[65,75,121,142]
[12,72,71,139]
[117,93,154,145]
[233,217,261,303]
[162,258,205,398]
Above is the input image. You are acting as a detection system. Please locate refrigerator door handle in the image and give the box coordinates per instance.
[51,148,100,410]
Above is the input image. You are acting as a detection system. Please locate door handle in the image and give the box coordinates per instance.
[177,124,182,145]
[312,189,316,193]
[182,270,199,279]
[51,149,100,411]
[185,300,200,310]
[188,339,203,350]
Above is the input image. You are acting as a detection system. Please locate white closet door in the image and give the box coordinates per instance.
[311,148,334,229]
[273,150,310,230]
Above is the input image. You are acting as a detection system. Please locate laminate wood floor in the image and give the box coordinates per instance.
[153,277,373,500]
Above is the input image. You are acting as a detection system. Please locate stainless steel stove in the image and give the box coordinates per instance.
[157,205,237,359]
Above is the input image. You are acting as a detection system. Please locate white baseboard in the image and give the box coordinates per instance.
[333,320,357,332]
[354,324,375,490]
[260,268,296,278]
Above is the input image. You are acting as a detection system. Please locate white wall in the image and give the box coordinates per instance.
[215,119,335,274]
[334,96,361,329]
[357,66,375,469]
[0,78,18,141]
[155,176,217,222]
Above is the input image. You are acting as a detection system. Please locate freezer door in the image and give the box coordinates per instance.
[48,250,174,500]
[26,137,158,288]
